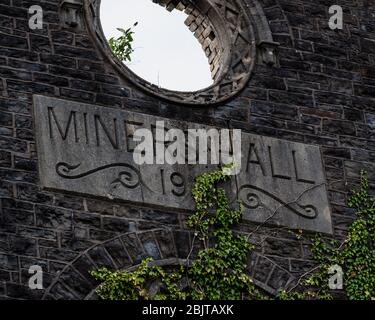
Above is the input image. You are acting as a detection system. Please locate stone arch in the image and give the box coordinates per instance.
[247,251,297,296]
[43,228,296,299]
[82,0,278,105]
[42,228,184,300]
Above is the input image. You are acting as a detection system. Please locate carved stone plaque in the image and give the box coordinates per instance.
[33,96,333,234]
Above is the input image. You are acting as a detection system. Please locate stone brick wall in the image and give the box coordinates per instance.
[153,0,222,80]
[0,0,374,299]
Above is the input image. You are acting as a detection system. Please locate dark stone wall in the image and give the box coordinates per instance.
[0,0,374,299]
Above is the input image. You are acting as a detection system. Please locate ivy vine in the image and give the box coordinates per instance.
[91,165,263,300]
[90,257,185,300]
[91,168,374,300]
[279,171,375,300]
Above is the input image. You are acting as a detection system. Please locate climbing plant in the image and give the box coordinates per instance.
[91,167,374,300]
[184,165,261,300]
[108,22,138,62]
[91,257,185,300]
[91,164,263,300]
[279,171,375,300]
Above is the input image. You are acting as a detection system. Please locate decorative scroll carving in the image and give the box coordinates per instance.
[56,162,139,180]
[238,185,317,219]
[56,161,153,193]
[33,95,333,234]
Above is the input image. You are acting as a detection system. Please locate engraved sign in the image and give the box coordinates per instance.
[33,96,333,234]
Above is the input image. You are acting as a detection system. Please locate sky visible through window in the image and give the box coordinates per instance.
[100,0,213,92]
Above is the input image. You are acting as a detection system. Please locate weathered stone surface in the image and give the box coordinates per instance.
[2,0,373,300]
[33,95,332,233]
[86,0,273,105]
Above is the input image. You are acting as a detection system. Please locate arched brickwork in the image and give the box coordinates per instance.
[42,228,296,299]
[153,0,229,82]
[43,229,182,299]
[0,0,374,300]
[84,0,278,105]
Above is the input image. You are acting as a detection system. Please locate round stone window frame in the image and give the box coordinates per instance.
[84,0,276,106]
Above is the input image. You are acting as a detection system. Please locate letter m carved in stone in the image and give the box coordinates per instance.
[48,107,78,142]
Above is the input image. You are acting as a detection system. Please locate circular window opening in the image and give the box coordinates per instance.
[86,0,260,105]
[100,0,214,92]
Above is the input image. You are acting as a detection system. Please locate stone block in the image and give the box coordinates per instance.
[33,95,333,233]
